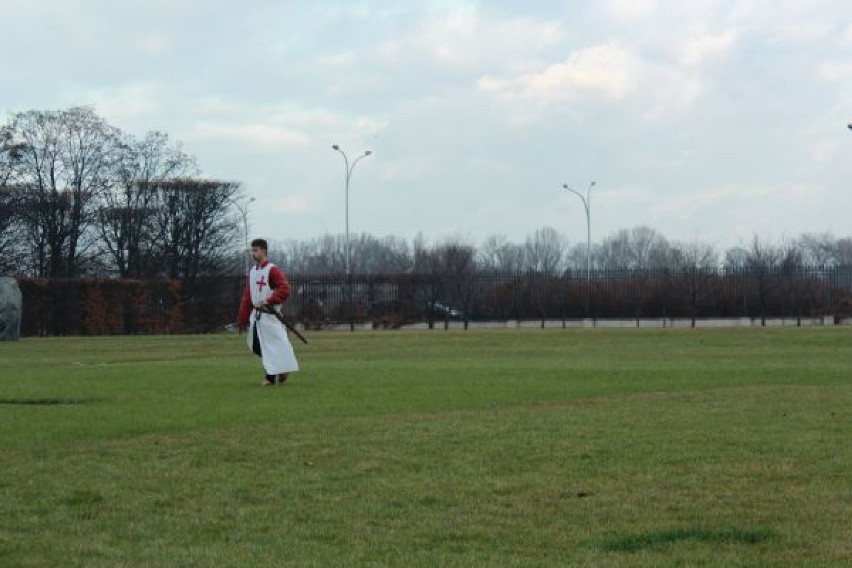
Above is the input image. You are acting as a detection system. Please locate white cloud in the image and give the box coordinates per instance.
[64,83,163,124]
[530,44,635,100]
[604,0,657,20]
[271,110,387,137]
[680,29,738,67]
[377,6,563,69]
[185,100,387,151]
[479,43,636,105]
[477,41,706,124]
[135,31,172,56]
[312,52,355,66]
[190,122,308,148]
[194,97,242,115]
[817,61,852,81]
[771,20,833,43]
[272,194,314,215]
[374,160,416,183]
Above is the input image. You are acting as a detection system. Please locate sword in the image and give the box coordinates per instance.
[256,306,309,344]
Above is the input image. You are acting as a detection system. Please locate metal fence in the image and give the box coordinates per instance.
[275,267,852,329]
[17,267,852,335]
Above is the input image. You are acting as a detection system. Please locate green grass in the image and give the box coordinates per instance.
[1,328,851,567]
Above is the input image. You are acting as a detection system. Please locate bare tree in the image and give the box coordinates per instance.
[480,235,526,272]
[744,236,787,270]
[524,226,567,273]
[412,232,432,274]
[670,240,719,269]
[799,232,835,267]
[798,232,852,267]
[670,240,719,326]
[434,240,477,275]
[564,242,591,271]
[273,233,413,275]
[0,188,23,274]
[0,129,23,273]
[411,236,478,327]
[836,238,852,266]
[430,239,479,329]
[0,125,23,187]
[97,131,197,277]
[723,246,748,269]
[276,234,346,273]
[597,226,673,270]
[270,238,316,273]
[4,107,122,277]
[350,234,413,273]
[734,236,801,325]
[143,178,241,286]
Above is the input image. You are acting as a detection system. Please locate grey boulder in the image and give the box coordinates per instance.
[0,277,22,341]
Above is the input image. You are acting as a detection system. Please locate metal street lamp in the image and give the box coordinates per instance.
[231,196,256,274]
[332,145,372,330]
[332,145,372,275]
[563,181,596,282]
[563,181,596,311]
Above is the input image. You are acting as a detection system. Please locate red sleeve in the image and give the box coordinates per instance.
[266,266,291,305]
[237,276,252,325]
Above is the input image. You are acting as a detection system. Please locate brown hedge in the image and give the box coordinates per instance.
[18,278,183,336]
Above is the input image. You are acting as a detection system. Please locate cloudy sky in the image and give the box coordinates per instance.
[3,0,851,249]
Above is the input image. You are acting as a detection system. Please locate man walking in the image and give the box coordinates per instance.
[238,239,299,386]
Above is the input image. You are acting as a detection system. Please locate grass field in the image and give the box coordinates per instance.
[1,328,851,567]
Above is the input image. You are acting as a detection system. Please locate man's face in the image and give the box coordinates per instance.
[251,246,266,263]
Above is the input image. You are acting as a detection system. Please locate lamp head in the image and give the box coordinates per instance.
[332,144,340,150]
[365,150,373,156]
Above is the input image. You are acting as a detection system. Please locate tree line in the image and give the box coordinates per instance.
[269,227,852,276]
[0,107,242,285]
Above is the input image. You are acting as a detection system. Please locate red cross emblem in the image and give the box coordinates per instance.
[256,275,267,292]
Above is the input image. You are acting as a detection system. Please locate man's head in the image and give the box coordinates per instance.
[250,238,268,263]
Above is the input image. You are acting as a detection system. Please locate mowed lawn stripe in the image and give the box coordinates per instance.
[2,329,850,450]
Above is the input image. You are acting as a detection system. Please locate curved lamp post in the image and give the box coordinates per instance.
[563,181,596,284]
[332,145,372,330]
[331,145,372,275]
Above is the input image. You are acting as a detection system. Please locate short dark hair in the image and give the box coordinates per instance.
[250,238,268,251]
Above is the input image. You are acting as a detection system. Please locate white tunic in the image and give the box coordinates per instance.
[246,262,299,375]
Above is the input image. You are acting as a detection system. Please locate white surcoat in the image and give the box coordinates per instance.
[246,262,299,375]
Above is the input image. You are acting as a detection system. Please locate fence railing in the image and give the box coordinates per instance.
[16,267,852,335]
[280,267,852,329]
